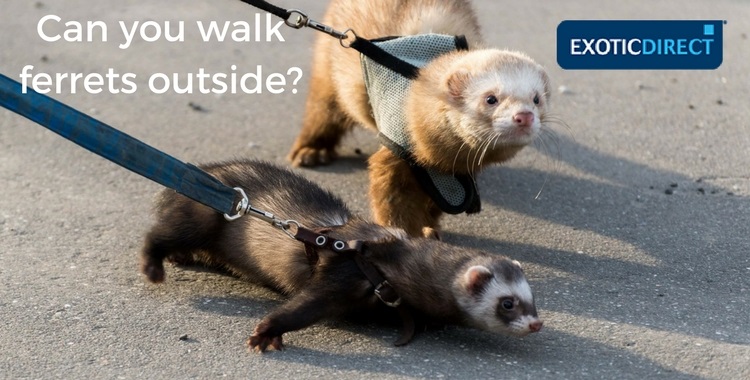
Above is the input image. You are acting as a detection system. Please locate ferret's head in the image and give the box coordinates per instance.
[455,258,542,336]
[443,49,550,152]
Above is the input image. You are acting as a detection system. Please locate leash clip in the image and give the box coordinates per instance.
[285,9,349,40]
[224,187,250,221]
[224,187,281,227]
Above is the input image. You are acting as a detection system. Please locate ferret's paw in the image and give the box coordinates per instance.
[247,323,284,353]
[141,257,165,283]
[288,146,336,167]
[422,227,442,241]
[247,334,284,353]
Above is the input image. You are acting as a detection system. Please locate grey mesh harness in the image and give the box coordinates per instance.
[360,34,480,215]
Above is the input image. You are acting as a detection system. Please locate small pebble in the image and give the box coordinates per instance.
[188,102,207,112]
[697,188,705,195]
[716,99,724,105]
[727,192,734,196]
[354,148,363,155]
[670,183,678,188]
[179,334,189,341]
[688,104,695,110]
[40,55,48,62]
[664,189,674,195]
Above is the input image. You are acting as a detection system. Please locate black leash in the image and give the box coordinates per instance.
[239,0,420,80]
[237,0,290,20]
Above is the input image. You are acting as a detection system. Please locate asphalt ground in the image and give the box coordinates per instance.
[1,0,749,378]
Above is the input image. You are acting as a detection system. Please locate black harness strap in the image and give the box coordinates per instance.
[352,254,416,346]
[292,227,416,346]
[378,135,481,215]
[350,38,419,79]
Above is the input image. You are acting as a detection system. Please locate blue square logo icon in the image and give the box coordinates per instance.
[704,24,715,35]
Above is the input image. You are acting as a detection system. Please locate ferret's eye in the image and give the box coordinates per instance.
[486,95,498,105]
[500,298,515,311]
[533,94,540,105]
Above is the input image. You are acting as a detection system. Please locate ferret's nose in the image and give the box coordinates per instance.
[513,111,534,127]
[528,320,543,333]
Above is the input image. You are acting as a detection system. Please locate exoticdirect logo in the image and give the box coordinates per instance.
[557,20,724,70]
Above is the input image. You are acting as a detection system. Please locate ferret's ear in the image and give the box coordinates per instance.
[463,265,494,295]
[512,260,523,270]
[541,69,552,102]
[445,69,471,105]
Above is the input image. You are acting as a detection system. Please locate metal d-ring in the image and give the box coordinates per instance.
[278,219,300,240]
[340,28,357,48]
[224,187,249,221]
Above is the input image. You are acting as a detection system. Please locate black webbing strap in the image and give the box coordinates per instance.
[353,254,416,346]
[378,134,481,215]
[0,74,238,216]
[350,38,420,79]
[236,0,290,20]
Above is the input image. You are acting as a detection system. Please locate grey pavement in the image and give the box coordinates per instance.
[1,0,749,379]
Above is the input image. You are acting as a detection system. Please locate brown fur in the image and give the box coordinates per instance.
[288,0,549,236]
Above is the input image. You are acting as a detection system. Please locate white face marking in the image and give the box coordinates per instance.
[455,268,538,335]
[459,55,548,147]
[510,279,534,306]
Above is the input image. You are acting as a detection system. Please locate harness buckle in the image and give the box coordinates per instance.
[374,281,402,307]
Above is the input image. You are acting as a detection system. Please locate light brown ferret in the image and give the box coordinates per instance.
[288,0,550,237]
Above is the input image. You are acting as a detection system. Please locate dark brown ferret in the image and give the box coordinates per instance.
[140,160,542,352]
[287,0,551,237]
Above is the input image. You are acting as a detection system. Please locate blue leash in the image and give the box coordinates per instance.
[0,73,246,219]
